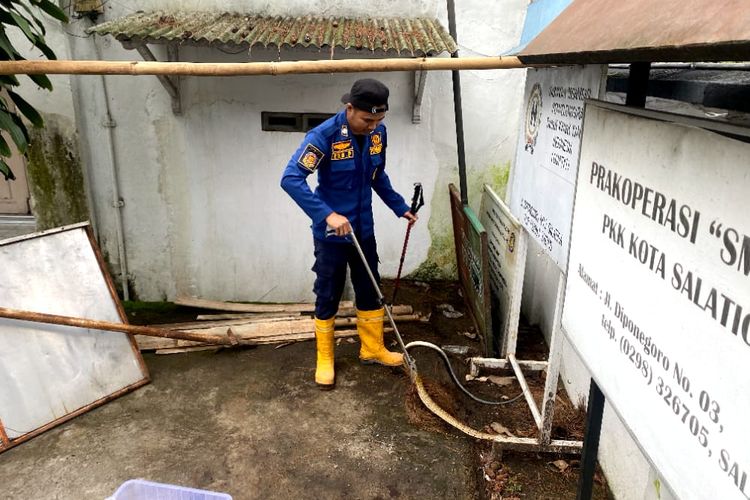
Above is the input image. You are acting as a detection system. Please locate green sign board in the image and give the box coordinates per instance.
[449,184,492,355]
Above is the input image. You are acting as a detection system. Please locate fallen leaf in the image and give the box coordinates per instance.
[490,422,515,437]
[487,375,515,387]
[442,345,469,355]
[443,310,464,319]
[549,459,569,472]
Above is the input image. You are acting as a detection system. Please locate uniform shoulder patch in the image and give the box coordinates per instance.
[369,132,383,155]
[297,143,325,172]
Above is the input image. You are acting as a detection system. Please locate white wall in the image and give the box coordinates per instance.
[5,0,528,302]
[119,0,439,18]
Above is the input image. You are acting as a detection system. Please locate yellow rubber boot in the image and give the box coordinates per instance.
[314,317,335,389]
[357,308,404,367]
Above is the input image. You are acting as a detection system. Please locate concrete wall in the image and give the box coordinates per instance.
[11,0,528,302]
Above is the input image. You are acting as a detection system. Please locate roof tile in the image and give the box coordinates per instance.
[89,11,457,56]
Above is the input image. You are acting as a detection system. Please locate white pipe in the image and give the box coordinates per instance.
[92,37,130,301]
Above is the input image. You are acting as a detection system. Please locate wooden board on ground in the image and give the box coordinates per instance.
[142,328,395,352]
[175,297,354,313]
[196,312,300,321]
[154,313,422,333]
[135,311,418,351]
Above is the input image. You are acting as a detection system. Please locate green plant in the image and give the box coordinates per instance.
[504,474,523,494]
[0,0,67,180]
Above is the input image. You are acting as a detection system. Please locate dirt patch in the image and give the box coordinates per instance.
[123,279,610,499]
[404,377,461,436]
[379,279,612,499]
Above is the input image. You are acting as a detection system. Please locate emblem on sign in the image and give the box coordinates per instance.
[524,83,542,154]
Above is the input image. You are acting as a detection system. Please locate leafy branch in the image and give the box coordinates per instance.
[0,0,67,180]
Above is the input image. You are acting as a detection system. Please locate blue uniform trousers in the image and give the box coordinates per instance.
[313,235,381,319]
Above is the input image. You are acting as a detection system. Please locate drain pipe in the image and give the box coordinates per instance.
[92,36,130,300]
[446,0,469,205]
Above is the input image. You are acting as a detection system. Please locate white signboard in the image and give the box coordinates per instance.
[0,224,148,450]
[479,185,527,356]
[563,103,750,500]
[510,65,604,269]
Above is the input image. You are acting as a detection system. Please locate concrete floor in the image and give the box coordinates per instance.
[0,341,477,499]
[0,215,36,241]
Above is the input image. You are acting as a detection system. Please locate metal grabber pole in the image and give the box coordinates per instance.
[391,183,425,305]
[349,231,418,377]
[349,231,525,407]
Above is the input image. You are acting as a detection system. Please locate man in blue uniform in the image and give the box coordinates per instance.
[281,78,418,390]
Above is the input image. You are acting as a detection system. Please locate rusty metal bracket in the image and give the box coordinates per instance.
[412,70,427,123]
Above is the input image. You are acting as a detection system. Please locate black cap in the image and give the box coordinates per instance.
[341,78,389,114]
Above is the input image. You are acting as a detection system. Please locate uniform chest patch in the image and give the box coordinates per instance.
[369,133,383,155]
[297,143,325,172]
[331,140,354,160]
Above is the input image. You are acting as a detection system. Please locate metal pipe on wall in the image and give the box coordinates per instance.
[92,36,130,301]
[446,0,469,205]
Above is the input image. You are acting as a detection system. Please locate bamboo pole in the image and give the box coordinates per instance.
[0,56,526,76]
[0,306,245,346]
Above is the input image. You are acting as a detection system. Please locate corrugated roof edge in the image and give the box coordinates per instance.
[88,11,457,58]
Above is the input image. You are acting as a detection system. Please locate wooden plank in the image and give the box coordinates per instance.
[195,304,414,320]
[195,312,300,321]
[155,346,221,355]
[248,327,393,345]
[160,314,422,336]
[337,305,413,317]
[160,327,395,349]
[175,297,354,313]
[135,335,178,350]
[152,315,301,330]
[136,313,421,351]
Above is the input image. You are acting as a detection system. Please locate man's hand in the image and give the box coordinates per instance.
[326,212,352,236]
[403,211,418,225]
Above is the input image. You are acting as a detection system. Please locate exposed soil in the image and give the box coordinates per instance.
[378,279,613,500]
[122,279,612,499]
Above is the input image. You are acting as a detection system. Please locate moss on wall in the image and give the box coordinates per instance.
[25,117,88,230]
[410,160,511,281]
[467,160,511,214]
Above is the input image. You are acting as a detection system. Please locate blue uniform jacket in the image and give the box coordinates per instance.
[280,110,410,243]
